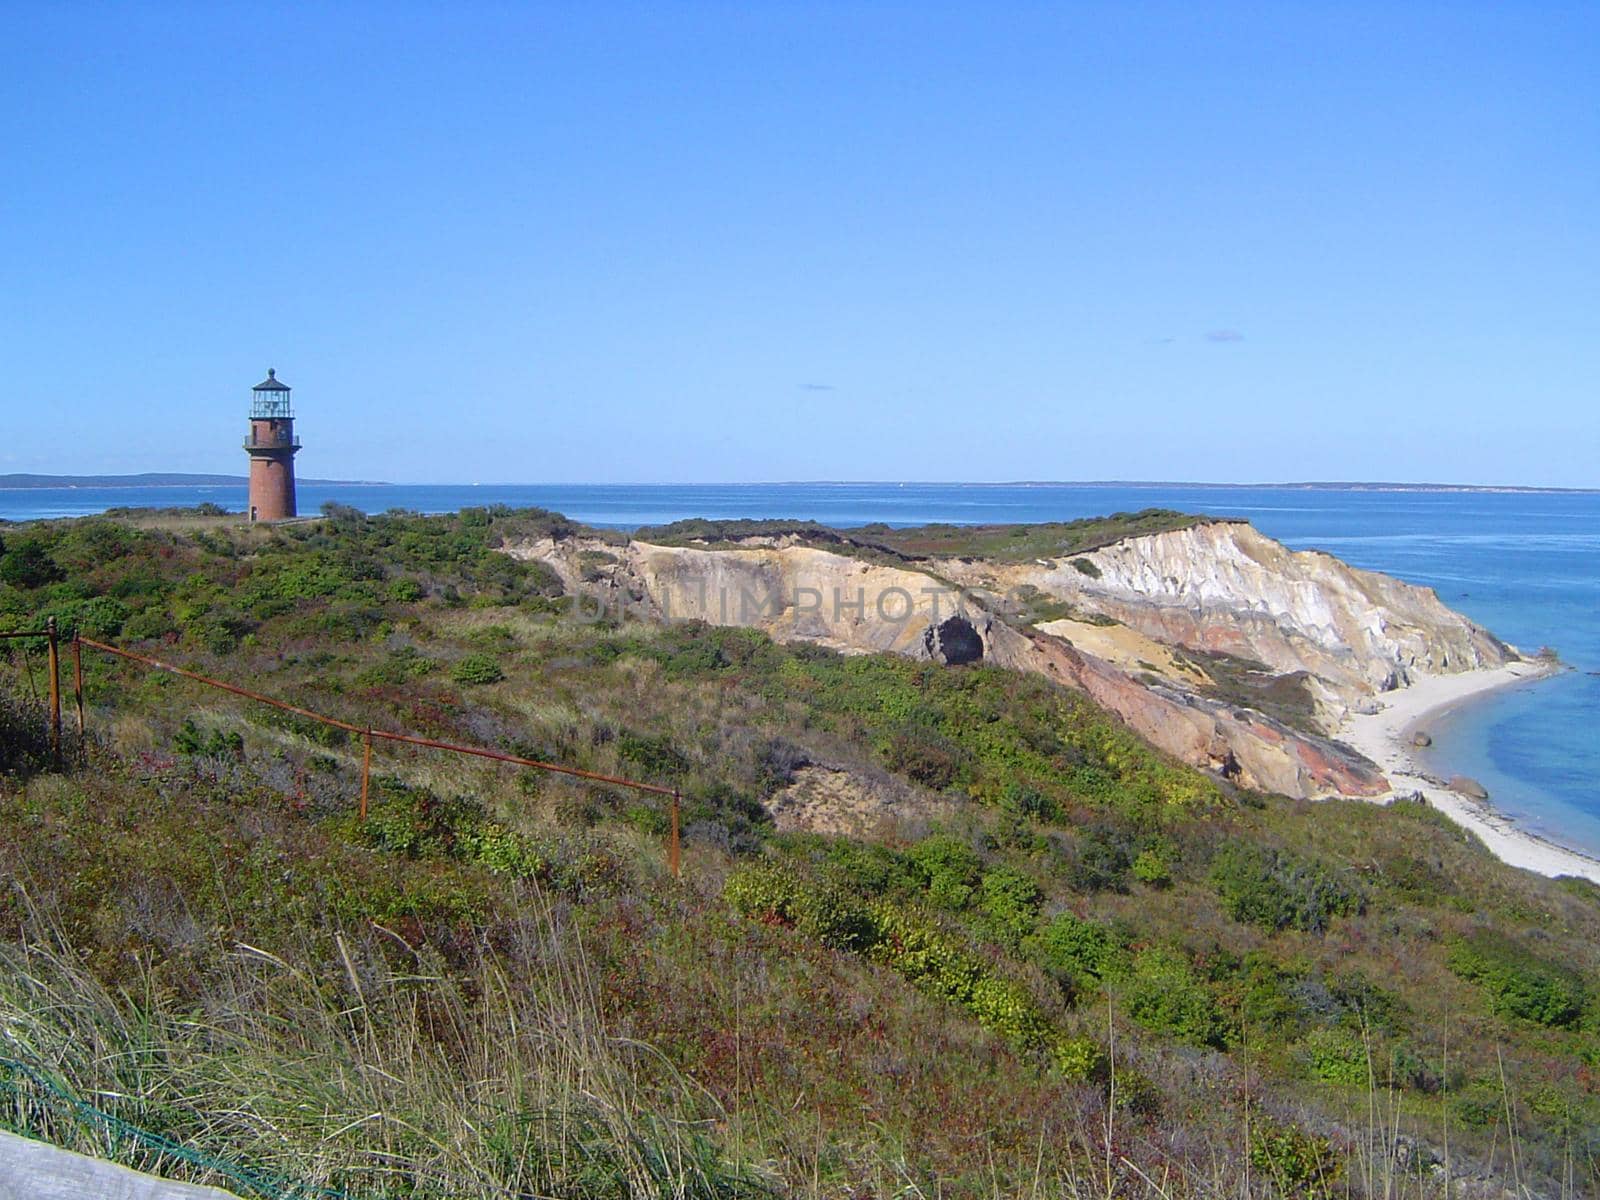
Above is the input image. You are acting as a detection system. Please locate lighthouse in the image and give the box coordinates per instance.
[244,369,300,521]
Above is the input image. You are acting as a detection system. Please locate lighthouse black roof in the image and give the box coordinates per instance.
[252,368,291,392]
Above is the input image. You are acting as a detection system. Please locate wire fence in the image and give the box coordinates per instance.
[0,1054,349,1200]
[3,623,684,878]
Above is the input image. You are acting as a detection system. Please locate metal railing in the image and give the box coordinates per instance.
[242,434,301,451]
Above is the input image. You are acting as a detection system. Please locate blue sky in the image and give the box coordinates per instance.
[4,2,1596,485]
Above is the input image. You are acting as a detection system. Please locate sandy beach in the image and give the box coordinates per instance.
[1336,660,1600,884]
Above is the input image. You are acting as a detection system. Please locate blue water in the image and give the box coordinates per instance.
[5,481,1598,857]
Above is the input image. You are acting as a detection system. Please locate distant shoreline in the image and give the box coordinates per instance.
[0,474,383,490]
[3,475,1593,494]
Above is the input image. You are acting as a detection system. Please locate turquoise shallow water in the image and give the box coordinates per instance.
[5,481,1598,857]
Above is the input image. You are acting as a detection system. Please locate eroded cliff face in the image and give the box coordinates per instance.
[501,522,1499,801]
[936,521,1513,723]
[528,539,955,656]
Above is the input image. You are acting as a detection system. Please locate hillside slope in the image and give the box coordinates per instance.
[0,506,1595,1200]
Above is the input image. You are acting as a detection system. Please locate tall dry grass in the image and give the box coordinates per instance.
[0,892,768,1199]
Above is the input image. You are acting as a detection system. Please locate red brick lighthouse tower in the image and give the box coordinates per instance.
[244,369,300,522]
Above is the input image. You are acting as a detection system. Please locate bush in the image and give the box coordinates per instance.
[1069,824,1138,893]
[977,867,1043,948]
[451,653,505,686]
[1121,947,1231,1048]
[865,903,1060,1055]
[999,781,1060,822]
[0,538,63,589]
[821,840,916,898]
[1300,1026,1369,1085]
[171,719,243,760]
[1069,557,1101,579]
[882,728,961,790]
[967,976,1053,1048]
[907,835,982,910]
[1446,934,1587,1028]
[1052,1036,1105,1083]
[616,731,688,778]
[1210,842,1363,933]
[388,577,424,602]
[723,865,876,952]
[1249,1114,1341,1194]
[1026,911,1127,989]
[121,607,176,642]
[1131,846,1173,887]
[0,692,53,775]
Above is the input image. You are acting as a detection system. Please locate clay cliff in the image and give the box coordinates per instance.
[933,521,1513,727]
[503,519,1511,802]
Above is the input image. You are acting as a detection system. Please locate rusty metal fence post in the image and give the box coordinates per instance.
[360,730,373,822]
[669,788,681,880]
[45,618,61,762]
[70,637,85,744]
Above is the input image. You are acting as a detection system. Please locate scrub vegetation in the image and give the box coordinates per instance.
[0,505,1597,1198]
[634,506,1215,564]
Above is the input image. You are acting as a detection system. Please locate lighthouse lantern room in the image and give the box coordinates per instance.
[244,368,301,521]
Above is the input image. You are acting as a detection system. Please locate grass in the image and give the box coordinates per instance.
[0,896,764,1199]
[1,505,1598,1197]
[632,508,1219,564]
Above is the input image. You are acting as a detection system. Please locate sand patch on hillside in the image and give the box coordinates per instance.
[1036,618,1211,687]
[766,766,950,839]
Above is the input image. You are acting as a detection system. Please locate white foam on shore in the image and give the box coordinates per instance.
[1335,661,1600,884]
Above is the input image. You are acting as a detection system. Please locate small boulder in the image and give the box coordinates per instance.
[1411,730,1433,748]
[1449,775,1490,800]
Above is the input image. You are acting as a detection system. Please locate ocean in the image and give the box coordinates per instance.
[5,481,1598,859]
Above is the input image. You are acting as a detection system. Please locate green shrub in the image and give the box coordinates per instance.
[999,780,1060,822]
[1446,934,1587,1028]
[388,577,424,602]
[451,653,505,686]
[1449,1081,1503,1129]
[1074,823,1149,892]
[457,822,549,880]
[1111,1068,1163,1117]
[35,595,130,639]
[1300,1026,1369,1085]
[1069,557,1101,579]
[1249,1114,1341,1195]
[1210,842,1363,933]
[0,538,64,589]
[358,645,435,686]
[865,903,1060,1054]
[977,867,1043,948]
[1131,846,1173,887]
[120,611,176,649]
[616,731,688,778]
[1121,947,1231,1048]
[866,903,984,1002]
[907,835,982,910]
[821,840,916,898]
[723,865,876,952]
[1052,1036,1105,1083]
[1026,911,1127,989]
[967,976,1053,1049]
[171,719,243,759]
